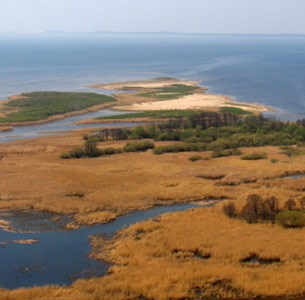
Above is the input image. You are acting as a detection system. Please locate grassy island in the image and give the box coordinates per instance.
[0,91,116,124]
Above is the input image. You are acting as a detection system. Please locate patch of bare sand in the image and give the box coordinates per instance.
[115,93,273,113]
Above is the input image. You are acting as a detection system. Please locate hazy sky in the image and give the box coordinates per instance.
[1,0,305,34]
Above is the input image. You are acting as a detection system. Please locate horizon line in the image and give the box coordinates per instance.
[1,30,305,37]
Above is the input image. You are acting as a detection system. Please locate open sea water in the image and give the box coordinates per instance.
[0,33,305,121]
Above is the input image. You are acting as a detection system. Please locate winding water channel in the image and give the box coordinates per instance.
[0,203,207,289]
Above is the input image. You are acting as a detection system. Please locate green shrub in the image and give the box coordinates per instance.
[275,211,305,228]
[69,148,86,158]
[89,134,104,142]
[280,146,305,157]
[271,158,279,164]
[189,155,201,162]
[124,141,155,152]
[212,149,242,158]
[232,148,242,156]
[123,144,137,153]
[131,126,149,139]
[153,147,163,155]
[211,149,233,158]
[100,147,117,155]
[60,152,72,159]
[84,139,102,157]
[241,152,267,160]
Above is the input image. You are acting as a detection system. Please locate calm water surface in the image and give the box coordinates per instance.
[0,203,203,289]
[0,33,305,121]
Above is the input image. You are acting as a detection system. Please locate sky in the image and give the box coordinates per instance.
[1,0,305,34]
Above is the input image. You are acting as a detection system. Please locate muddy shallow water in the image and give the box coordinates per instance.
[0,203,208,289]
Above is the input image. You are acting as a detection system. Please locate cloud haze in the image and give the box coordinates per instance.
[1,0,305,34]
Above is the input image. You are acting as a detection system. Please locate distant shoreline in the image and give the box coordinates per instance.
[4,31,305,38]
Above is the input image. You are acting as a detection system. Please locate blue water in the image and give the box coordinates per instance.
[0,203,202,289]
[1,33,305,121]
[0,109,144,143]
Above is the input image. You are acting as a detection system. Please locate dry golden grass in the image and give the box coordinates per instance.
[83,205,305,299]
[3,132,305,298]
[0,126,13,132]
[1,131,305,228]
[5,206,305,299]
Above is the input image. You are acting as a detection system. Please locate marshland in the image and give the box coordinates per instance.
[1,31,305,300]
[3,103,305,299]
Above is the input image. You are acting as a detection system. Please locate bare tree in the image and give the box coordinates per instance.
[284,199,297,211]
[300,197,305,210]
[223,202,236,218]
[265,196,279,212]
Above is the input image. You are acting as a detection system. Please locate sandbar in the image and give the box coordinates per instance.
[115,92,271,112]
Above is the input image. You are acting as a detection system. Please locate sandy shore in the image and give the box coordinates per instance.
[114,92,272,112]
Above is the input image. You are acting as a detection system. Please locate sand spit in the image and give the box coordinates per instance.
[115,92,272,113]
[90,78,274,115]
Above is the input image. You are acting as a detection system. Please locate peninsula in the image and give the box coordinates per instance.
[0,78,273,127]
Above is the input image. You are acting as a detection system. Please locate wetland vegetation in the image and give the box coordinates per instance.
[0,92,116,123]
[4,102,305,299]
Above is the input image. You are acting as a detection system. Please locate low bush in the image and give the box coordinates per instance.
[211,149,233,158]
[275,211,305,228]
[69,148,86,158]
[232,148,242,156]
[60,152,72,159]
[241,152,267,160]
[270,158,279,163]
[189,155,201,162]
[153,142,206,155]
[124,141,155,152]
[153,147,164,155]
[100,147,117,155]
[280,146,305,157]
